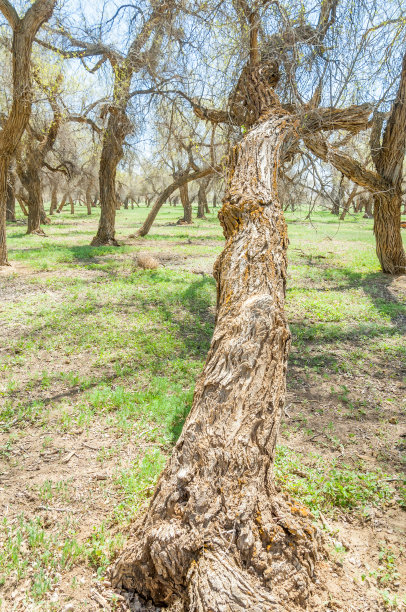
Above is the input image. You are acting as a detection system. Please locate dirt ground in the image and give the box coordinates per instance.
[0,209,405,611]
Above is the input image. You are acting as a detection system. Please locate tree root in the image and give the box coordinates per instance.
[90,236,120,246]
[110,494,321,611]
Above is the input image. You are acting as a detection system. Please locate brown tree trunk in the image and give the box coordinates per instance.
[135,168,215,238]
[40,200,50,225]
[374,192,406,273]
[179,183,192,224]
[70,196,74,214]
[197,177,210,219]
[84,186,93,214]
[0,160,8,264]
[363,197,373,218]
[57,193,68,213]
[111,115,319,610]
[91,109,132,246]
[6,175,16,222]
[213,193,217,207]
[0,0,56,265]
[339,185,358,220]
[17,197,28,216]
[25,174,46,235]
[49,185,58,214]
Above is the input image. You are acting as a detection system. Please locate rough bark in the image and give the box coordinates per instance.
[371,53,406,273]
[91,4,172,246]
[49,185,58,214]
[179,183,192,224]
[25,173,46,235]
[305,52,406,274]
[111,113,320,611]
[197,176,211,219]
[6,172,16,222]
[17,83,62,234]
[0,0,56,265]
[91,107,132,246]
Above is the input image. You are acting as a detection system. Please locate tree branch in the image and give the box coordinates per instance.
[0,0,19,29]
[304,135,390,195]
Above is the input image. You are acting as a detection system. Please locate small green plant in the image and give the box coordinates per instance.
[376,544,400,586]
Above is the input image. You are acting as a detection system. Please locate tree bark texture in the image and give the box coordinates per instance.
[111,113,320,610]
[371,53,406,273]
[197,176,211,219]
[179,183,192,224]
[49,185,58,214]
[0,0,56,264]
[6,173,16,222]
[25,173,46,235]
[91,107,132,246]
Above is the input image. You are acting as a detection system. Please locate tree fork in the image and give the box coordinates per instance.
[110,113,320,610]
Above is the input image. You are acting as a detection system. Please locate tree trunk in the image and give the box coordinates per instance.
[40,200,50,225]
[0,0,56,265]
[179,183,192,224]
[363,198,373,218]
[339,185,358,220]
[111,115,319,610]
[6,175,16,222]
[70,196,74,214]
[16,196,28,216]
[374,192,406,273]
[85,185,92,214]
[0,159,8,264]
[26,174,46,235]
[91,109,132,246]
[57,192,68,213]
[136,168,215,238]
[49,185,58,214]
[213,193,217,208]
[197,177,210,219]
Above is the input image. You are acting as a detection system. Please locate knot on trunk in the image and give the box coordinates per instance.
[229,60,281,127]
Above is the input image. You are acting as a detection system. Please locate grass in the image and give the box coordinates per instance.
[0,203,405,609]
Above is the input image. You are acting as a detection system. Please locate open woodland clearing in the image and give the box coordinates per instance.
[0,206,405,611]
[1,0,406,609]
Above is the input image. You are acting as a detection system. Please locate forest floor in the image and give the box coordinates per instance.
[0,205,405,611]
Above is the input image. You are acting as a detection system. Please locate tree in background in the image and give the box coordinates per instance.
[0,0,56,265]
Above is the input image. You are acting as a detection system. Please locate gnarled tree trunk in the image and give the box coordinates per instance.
[25,173,46,235]
[91,108,132,246]
[6,173,16,222]
[374,191,406,273]
[179,183,192,224]
[197,178,208,219]
[0,0,56,265]
[111,114,319,610]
